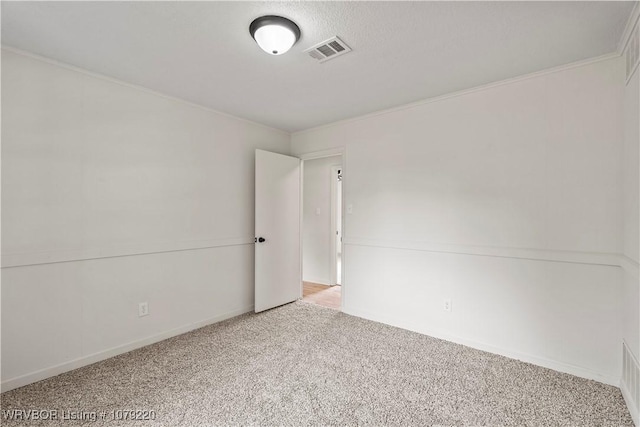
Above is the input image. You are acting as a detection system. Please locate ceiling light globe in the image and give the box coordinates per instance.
[254,25,296,55]
[250,16,300,56]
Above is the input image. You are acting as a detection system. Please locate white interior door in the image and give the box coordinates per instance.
[255,149,301,313]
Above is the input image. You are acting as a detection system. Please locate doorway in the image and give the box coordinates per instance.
[300,154,343,310]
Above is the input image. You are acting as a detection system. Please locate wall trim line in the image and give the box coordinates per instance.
[0,305,254,393]
[344,305,620,386]
[1,237,255,269]
[621,255,640,279]
[345,237,624,268]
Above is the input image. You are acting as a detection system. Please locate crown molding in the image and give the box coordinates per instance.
[618,1,640,55]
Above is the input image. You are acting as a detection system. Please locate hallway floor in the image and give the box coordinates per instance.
[302,282,341,310]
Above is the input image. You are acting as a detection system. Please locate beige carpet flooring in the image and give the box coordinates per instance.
[1,301,633,426]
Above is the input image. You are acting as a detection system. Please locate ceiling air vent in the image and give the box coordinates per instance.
[626,21,639,83]
[305,36,351,63]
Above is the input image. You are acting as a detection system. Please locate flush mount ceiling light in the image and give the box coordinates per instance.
[249,15,300,56]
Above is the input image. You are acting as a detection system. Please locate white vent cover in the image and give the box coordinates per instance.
[622,342,640,419]
[626,21,639,82]
[305,36,351,63]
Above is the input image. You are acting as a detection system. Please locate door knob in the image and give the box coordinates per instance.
[256,237,266,243]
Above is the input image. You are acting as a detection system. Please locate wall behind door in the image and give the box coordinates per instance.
[1,49,291,390]
[303,156,341,285]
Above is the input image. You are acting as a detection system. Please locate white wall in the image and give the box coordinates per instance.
[623,62,640,363]
[303,156,341,285]
[621,13,640,420]
[292,56,625,385]
[0,49,291,390]
[1,44,631,392]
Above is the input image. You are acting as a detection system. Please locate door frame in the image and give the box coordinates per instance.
[299,147,346,311]
[330,164,342,286]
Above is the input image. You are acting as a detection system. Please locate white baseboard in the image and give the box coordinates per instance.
[303,277,333,286]
[1,305,253,393]
[622,341,640,426]
[343,305,620,387]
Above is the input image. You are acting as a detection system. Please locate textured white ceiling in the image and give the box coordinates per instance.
[1,1,634,132]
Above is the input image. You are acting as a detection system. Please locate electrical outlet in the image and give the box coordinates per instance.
[138,302,149,317]
[443,299,452,312]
